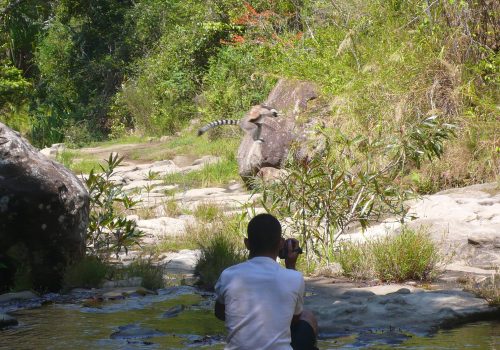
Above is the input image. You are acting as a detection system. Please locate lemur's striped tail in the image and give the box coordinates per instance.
[197,119,239,136]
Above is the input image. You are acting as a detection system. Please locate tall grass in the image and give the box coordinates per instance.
[192,215,248,290]
[195,233,247,290]
[371,227,443,282]
[163,157,239,188]
[334,226,444,282]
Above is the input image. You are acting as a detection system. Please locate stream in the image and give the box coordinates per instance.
[1,288,498,349]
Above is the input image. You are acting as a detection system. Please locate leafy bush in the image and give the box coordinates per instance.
[63,256,109,290]
[85,154,144,259]
[371,227,443,282]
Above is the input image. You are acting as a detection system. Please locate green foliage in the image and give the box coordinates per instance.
[63,256,109,290]
[334,226,443,282]
[195,233,247,290]
[56,149,77,168]
[32,0,137,145]
[85,153,144,259]
[0,0,497,191]
[371,227,443,282]
[334,240,372,280]
[11,264,33,292]
[260,117,455,266]
[0,64,31,110]
[200,44,275,125]
[125,258,165,290]
[191,213,248,289]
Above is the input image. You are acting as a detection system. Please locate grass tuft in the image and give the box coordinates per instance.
[163,157,239,188]
[63,256,109,290]
[195,233,247,291]
[371,227,443,282]
[193,202,222,222]
[334,226,444,282]
[124,258,165,291]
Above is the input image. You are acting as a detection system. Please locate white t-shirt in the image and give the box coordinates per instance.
[214,256,305,350]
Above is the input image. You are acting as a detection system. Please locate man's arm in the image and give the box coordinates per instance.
[214,301,225,321]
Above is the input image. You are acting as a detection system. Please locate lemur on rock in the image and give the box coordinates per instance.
[197,105,279,142]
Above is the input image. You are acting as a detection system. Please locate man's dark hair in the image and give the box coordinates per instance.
[247,213,282,254]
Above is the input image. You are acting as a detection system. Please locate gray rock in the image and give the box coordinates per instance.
[0,123,89,292]
[110,324,165,339]
[306,281,496,336]
[162,304,185,318]
[39,143,66,159]
[264,78,319,118]
[237,79,319,182]
[135,217,186,238]
[0,313,18,329]
[162,250,200,274]
[102,277,143,289]
[0,291,38,303]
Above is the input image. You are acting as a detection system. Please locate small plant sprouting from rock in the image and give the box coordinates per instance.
[463,269,500,307]
[85,153,144,259]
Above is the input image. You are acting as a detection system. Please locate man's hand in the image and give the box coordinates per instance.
[284,238,300,270]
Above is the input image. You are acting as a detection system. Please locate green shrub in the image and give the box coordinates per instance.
[86,153,144,259]
[125,259,165,291]
[193,214,248,290]
[333,227,443,282]
[11,265,33,292]
[334,240,373,280]
[56,149,77,169]
[371,227,442,282]
[63,256,109,290]
[195,233,247,290]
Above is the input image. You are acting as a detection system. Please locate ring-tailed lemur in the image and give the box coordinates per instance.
[197,105,279,142]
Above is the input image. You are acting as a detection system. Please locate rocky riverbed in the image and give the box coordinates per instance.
[1,144,499,348]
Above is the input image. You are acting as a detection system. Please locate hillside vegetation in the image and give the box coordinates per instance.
[0,0,498,193]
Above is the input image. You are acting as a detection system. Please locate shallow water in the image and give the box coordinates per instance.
[0,292,498,349]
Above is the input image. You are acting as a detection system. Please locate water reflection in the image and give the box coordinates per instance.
[0,293,498,350]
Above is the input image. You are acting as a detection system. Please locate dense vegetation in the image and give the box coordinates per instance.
[1,0,498,192]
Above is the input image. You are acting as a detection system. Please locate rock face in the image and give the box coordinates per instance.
[0,123,89,292]
[237,78,319,180]
[305,281,498,338]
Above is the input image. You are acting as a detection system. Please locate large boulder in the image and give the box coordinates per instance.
[237,78,319,181]
[0,123,89,292]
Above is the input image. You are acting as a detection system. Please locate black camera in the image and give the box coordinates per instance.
[278,239,303,259]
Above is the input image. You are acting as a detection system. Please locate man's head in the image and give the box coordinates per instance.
[245,213,282,257]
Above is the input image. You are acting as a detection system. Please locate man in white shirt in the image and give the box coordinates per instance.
[214,213,318,350]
